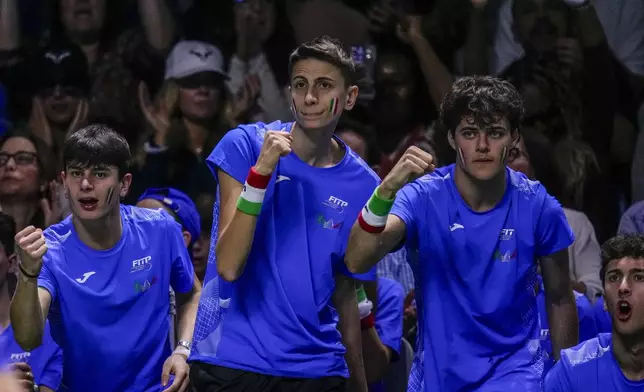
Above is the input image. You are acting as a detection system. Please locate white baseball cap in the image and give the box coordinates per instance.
[164,40,228,80]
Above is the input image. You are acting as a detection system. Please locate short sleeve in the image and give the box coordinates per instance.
[38,254,58,302]
[535,191,575,257]
[205,126,258,183]
[543,358,572,392]
[167,218,195,294]
[618,202,644,234]
[375,278,404,360]
[38,344,63,390]
[390,181,423,248]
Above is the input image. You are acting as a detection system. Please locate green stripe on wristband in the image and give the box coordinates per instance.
[367,187,395,216]
[236,196,262,216]
[356,285,367,302]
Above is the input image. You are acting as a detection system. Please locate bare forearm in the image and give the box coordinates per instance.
[361,328,391,383]
[547,293,579,361]
[138,0,175,52]
[10,278,44,351]
[216,212,259,281]
[340,308,368,391]
[463,8,489,75]
[574,4,606,48]
[346,225,389,274]
[0,0,20,51]
[409,35,453,110]
[176,285,202,343]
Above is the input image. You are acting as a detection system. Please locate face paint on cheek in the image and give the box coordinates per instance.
[105,186,115,205]
[501,146,508,164]
[328,98,339,116]
[458,148,466,167]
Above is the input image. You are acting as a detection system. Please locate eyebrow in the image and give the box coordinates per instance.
[293,76,336,83]
[607,268,644,275]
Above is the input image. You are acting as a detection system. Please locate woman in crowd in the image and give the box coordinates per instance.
[0,130,59,230]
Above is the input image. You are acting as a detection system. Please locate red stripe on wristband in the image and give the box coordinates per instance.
[360,313,375,330]
[247,167,271,189]
[358,210,385,233]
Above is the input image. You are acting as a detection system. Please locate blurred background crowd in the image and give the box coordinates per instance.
[0,0,643,390]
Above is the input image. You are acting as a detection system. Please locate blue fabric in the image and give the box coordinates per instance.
[190,121,379,377]
[38,205,194,391]
[392,164,574,391]
[545,333,644,391]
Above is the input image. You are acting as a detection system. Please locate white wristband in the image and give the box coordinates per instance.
[358,299,373,319]
[173,346,190,358]
[240,182,267,203]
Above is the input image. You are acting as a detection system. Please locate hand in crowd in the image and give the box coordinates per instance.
[11,362,35,392]
[254,130,293,176]
[230,74,261,123]
[161,354,190,392]
[40,180,63,228]
[28,97,88,147]
[470,0,489,10]
[367,0,398,34]
[379,146,435,198]
[15,226,48,276]
[396,14,425,45]
[234,1,272,61]
[139,81,177,147]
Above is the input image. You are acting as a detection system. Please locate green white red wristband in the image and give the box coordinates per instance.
[356,285,373,319]
[358,187,395,233]
[236,167,271,216]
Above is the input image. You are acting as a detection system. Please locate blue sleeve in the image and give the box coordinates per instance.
[535,190,575,257]
[37,343,63,390]
[390,181,423,248]
[618,206,643,234]
[205,126,258,183]
[544,359,573,392]
[167,217,195,294]
[374,278,404,361]
[37,253,58,302]
[576,297,598,343]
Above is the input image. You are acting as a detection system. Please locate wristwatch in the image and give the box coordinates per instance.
[177,340,191,351]
[32,384,39,392]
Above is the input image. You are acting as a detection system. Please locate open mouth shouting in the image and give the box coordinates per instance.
[78,197,99,211]
[616,300,632,322]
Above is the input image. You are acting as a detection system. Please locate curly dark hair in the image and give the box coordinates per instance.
[289,36,357,87]
[439,76,525,134]
[600,234,644,285]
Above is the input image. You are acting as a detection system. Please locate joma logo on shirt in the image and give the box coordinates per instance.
[134,276,158,293]
[10,352,30,361]
[131,256,152,273]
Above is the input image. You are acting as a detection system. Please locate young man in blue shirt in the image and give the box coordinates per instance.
[545,233,644,391]
[345,76,579,391]
[10,125,201,392]
[189,36,377,392]
[0,213,62,392]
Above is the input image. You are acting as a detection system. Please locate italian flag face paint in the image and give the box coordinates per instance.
[328,98,339,116]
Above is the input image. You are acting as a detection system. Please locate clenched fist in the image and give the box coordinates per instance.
[14,226,47,277]
[379,146,435,198]
[254,131,293,176]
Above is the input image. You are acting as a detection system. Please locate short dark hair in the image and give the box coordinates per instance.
[63,124,131,177]
[440,76,525,134]
[288,36,357,86]
[0,212,16,257]
[600,234,644,285]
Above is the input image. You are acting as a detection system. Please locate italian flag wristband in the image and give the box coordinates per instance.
[358,187,395,233]
[356,285,373,319]
[236,167,271,216]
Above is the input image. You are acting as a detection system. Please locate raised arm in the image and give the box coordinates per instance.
[137,0,176,52]
[10,226,51,351]
[346,147,434,274]
[216,131,292,282]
